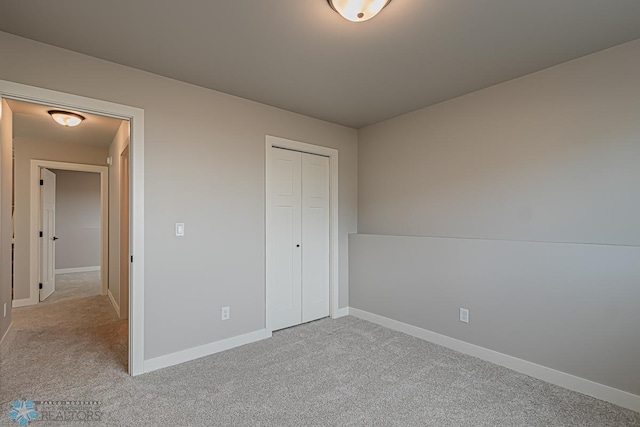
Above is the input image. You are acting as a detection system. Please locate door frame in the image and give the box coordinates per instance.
[0,79,145,376]
[30,161,109,302]
[265,135,339,336]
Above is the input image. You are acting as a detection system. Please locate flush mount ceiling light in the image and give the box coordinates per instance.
[327,0,392,22]
[48,110,85,127]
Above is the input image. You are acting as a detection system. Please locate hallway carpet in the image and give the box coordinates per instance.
[1,296,637,426]
[41,271,102,304]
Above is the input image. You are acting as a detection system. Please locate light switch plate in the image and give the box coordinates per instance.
[175,223,185,237]
[460,307,469,323]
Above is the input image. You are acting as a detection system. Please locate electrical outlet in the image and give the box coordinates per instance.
[221,306,230,321]
[459,307,469,323]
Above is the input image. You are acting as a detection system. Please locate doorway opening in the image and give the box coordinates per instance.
[0,80,145,375]
[36,166,106,304]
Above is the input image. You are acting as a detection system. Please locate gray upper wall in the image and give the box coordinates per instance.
[0,31,357,360]
[358,39,640,247]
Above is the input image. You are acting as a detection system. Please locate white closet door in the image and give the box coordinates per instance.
[301,153,330,323]
[269,148,302,331]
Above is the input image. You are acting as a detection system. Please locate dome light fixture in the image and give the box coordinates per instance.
[48,110,85,127]
[327,0,392,22]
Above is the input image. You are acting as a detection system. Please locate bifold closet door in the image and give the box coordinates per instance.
[269,147,329,331]
[270,148,303,331]
[300,152,329,323]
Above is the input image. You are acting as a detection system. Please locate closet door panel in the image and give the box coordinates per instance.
[301,153,330,323]
[269,148,302,331]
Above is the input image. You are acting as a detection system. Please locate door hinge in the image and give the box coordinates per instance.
[39,283,43,289]
[130,255,133,263]
[39,231,43,237]
[40,179,44,186]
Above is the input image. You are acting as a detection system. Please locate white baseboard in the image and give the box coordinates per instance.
[107,290,120,318]
[334,307,350,318]
[12,297,38,308]
[143,329,268,374]
[55,266,100,274]
[0,321,13,346]
[349,308,640,413]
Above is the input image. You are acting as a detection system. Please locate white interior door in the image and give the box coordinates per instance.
[40,168,56,301]
[268,147,330,331]
[301,153,330,322]
[269,148,302,331]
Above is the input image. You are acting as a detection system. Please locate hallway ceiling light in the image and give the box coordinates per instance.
[48,110,85,127]
[327,0,392,22]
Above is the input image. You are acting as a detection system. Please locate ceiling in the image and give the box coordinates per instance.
[1,0,640,128]
[7,99,124,148]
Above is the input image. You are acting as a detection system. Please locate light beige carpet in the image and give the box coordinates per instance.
[1,296,638,426]
[41,271,102,304]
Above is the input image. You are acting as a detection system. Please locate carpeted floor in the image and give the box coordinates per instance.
[41,271,102,304]
[0,295,637,426]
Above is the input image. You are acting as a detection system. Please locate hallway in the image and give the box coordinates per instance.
[0,289,128,407]
[42,271,102,304]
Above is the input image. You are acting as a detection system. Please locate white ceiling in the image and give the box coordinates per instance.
[1,0,640,128]
[7,99,124,148]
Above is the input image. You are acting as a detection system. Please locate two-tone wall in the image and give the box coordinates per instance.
[351,39,640,399]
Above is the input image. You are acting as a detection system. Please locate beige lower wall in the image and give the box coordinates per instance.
[0,31,358,360]
[12,138,109,300]
[350,234,640,396]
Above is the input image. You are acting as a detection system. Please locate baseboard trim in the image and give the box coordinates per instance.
[334,307,350,318]
[349,308,640,413]
[0,321,13,346]
[55,266,100,274]
[12,297,38,308]
[143,329,269,374]
[107,290,120,318]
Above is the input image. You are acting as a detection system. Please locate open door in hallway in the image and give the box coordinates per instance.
[40,167,56,301]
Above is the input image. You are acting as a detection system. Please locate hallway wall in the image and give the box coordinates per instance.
[0,99,13,342]
[52,169,101,271]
